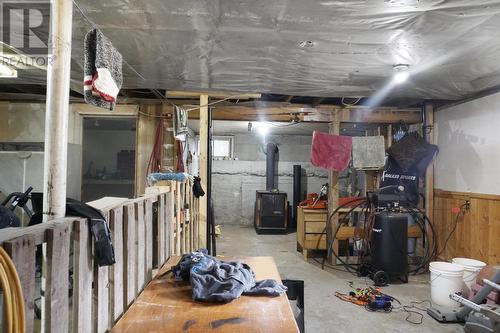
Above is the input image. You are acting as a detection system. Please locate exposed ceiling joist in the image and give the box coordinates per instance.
[165,90,261,100]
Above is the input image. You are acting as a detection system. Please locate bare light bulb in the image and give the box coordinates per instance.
[257,123,270,136]
[393,71,409,84]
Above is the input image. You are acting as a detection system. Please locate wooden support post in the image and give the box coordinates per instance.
[198,95,209,248]
[42,0,73,220]
[425,104,435,220]
[327,113,340,264]
[386,124,393,149]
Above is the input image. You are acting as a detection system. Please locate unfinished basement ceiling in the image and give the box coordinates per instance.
[8,1,500,101]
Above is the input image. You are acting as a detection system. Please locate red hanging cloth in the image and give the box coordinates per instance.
[310,131,352,172]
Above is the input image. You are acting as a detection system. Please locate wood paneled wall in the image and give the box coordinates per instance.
[433,189,500,264]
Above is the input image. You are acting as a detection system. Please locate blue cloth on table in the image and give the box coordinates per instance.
[171,249,287,303]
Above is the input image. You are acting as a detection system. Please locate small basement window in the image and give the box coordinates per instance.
[212,136,233,159]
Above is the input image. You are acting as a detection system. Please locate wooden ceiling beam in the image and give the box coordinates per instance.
[186,103,421,124]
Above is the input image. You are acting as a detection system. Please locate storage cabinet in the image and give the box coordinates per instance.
[297,207,328,260]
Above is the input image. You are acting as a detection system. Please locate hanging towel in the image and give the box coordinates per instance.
[83,29,123,110]
[310,131,352,171]
[352,136,386,170]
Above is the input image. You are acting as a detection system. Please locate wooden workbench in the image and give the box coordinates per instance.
[111,256,300,333]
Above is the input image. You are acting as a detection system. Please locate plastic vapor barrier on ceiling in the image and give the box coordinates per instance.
[6,0,500,100]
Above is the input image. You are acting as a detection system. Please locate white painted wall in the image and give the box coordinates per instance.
[435,92,500,194]
[0,103,82,200]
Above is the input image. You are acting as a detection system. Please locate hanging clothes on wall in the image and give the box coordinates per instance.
[310,131,352,172]
[83,29,123,110]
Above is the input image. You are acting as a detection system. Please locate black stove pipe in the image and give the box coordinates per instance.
[266,143,278,191]
[292,165,301,229]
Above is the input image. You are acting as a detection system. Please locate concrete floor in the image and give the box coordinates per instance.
[217,225,463,333]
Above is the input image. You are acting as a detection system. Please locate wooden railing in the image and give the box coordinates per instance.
[0,180,200,332]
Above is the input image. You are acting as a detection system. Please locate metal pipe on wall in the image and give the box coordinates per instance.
[265,143,277,191]
[292,164,302,229]
[42,0,73,221]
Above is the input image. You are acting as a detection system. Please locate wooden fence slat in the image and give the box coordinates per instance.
[124,204,137,306]
[166,191,174,259]
[95,212,111,333]
[193,196,199,250]
[157,195,165,265]
[44,224,71,333]
[110,207,124,322]
[95,266,110,333]
[176,181,182,255]
[135,201,146,292]
[144,198,153,282]
[188,181,193,252]
[73,219,93,333]
[3,235,36,333]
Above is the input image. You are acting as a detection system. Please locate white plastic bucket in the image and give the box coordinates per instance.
[452,257,487,296]
[429,261,464,307]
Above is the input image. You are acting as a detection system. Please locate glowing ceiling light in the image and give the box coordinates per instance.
[393,64,410,84]
[255,122,270,136]
[394,71,409,83]
[0,63,17,78]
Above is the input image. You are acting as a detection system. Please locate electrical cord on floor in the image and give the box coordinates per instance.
[392,300,432,325]
[0,246,25,333]
[437,203,468,257]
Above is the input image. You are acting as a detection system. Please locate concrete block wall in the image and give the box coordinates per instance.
[212,134,350,225]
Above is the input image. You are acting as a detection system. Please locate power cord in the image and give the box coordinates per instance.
[437,202,468,257]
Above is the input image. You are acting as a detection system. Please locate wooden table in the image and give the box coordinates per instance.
[111,256,300,333]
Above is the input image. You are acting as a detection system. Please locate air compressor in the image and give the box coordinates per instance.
[367,185,410,286]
